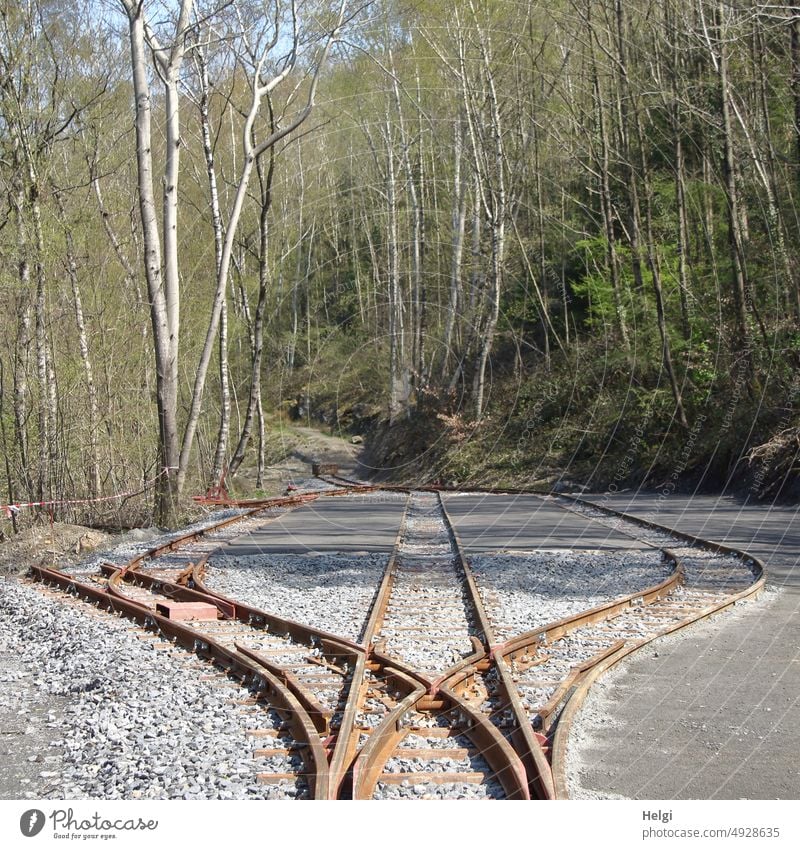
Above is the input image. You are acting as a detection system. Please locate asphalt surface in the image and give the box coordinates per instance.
[223,494,407,555]
[195,486,800,798]
[581,492,800,589]
[567,492,799,800]
[442,493,650,552]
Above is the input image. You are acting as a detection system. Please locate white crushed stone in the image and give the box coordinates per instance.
[204,552,387,642]
[0,577,305,799]
[374,778,504,799]
[471,549,673,641]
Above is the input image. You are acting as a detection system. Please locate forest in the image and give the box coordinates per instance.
[1,0,799,530]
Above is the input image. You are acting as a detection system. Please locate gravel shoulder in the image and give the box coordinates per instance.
[0,640,68,799]
[0,578,300,800]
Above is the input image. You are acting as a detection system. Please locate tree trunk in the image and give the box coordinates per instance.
[176,3,344,492]
[55,192,102,497]
[717,4,751,360]
[471,21,505,419]
[386,109,406,422]
[124,2,181,524]
[441,113,467,382]
[29,176,51,503]
[674,109,692,340]
[533,118,551,369]
[228,147,275,479]
[89,160,142,306]
[10,161,32,496]
[614,0,645,295]
[195,43,230,489]
[0,360,19,534]
[588,2,630,352]
[634,106,689,428]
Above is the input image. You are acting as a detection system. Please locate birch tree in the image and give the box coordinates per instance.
[177,0,348,493]
[119,0,195,524]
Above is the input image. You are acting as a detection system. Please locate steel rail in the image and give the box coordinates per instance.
[497,557,685,665]
[118,491,324,574]
[102,482,408,801]
[435,488,759,800]
[313,480,767,800]
[555,493,765,572]
[439,670,532,800]
[488,559,684,744]
[544,493,767,799]
[349,667,427,798]
[29,563,331,799]
[103,555,367,662]
[305,492,412,798]
[549,557,767,799]
[346,491,531,800]
[437,493,556,800]
[315,475,386,492]
[26,475,769,801]
[110,487,370,583]
[104,565,362,734]
[29,485,378,800]
[190,560,369,799]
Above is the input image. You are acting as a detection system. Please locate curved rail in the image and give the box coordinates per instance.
[29,562,331,798]
[545,493,766,798]
[437,493,556,799]
[26,478,767,801]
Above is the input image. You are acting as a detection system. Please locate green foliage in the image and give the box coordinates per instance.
[2,0,800,518]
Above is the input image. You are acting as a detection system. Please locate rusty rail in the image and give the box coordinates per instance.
[544,493,766,798]
[26,478,768,801]
[438,493,556,799]
[29,562,331,799]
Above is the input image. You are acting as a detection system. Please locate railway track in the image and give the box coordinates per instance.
[346,491,530,800]
[23,478,765,800]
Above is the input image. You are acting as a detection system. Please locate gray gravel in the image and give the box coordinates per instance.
[374,777,505,800]
[0,577,304,799]
[204,552,387,642]
[378,493,476,674]
[471,549,673,641]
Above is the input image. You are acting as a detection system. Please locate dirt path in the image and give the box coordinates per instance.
[227,424,368,496]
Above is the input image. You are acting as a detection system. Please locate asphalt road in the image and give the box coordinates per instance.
[442,493,651,552]
[581,492,800,590]
[223,494,407,555]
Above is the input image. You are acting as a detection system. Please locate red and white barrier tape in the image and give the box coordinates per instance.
[1,467,177,519]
